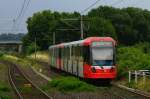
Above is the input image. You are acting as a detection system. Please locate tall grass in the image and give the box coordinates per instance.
[0,81,11,99]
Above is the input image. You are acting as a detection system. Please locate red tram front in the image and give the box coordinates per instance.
[49,37,117,81]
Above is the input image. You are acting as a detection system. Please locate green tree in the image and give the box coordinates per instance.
[23,10,81,52]
[86,17,117,39]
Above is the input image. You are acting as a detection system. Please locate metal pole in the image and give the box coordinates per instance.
[143,72,146,84]
[35,33,37,60]
[53,32,55,45]
[80,15,83,39]
[135,70,138,83]
[129,71,131,83]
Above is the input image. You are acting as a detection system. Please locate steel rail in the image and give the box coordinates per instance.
[8,62,53,99]
[96,86,127,99]
[8,65,24,99]
[14,64,53,99]
[106,88,127,99]
[112,83,150,99]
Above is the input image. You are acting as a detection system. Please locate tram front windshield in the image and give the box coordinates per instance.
[91,42,114,66]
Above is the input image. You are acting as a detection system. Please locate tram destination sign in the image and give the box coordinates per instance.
[92,41,112,47]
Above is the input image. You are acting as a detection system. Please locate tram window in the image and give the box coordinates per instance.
[64,47,66,58]
[65,47,68,59]
[73,46,75,59]
[78,46,81,57]
[55,48,57,58]
[53,48,55,57]
[79,46,83,60]
[83,46,91,64]
[113,47,116,65]
[61,48,63,58]
[67,47,69,59]
[62,48,65,58]
[64,47,67,59]
[70,47,72,58]
[67,47,70,59]
[59,48,61,58]
[63,48,65,58]
[78,46,81,59]
[75,46,78,59]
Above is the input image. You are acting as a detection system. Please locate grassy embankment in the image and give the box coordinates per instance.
[0,54,12,99]
[29,51,49,63]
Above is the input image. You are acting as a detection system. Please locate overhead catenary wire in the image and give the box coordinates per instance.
[59,19,79,30]
[15,0,31,32]
[80,0,103,39]
[81,0,102,15]
[18,0,31,20]
[11,0,27,33]
[15,0,27,21]
[12,0,31,33]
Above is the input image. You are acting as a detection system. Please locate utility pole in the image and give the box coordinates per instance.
[80,15,84,39]
[12,19,16,33]
[34,32,37,60]
[53,32,55,45]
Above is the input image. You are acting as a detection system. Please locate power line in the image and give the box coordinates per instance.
[15,0,31,32]
[20,0,31,19]
[11,0,27,33]
[16,0,27,21]
[13,0,31,33]
[59,19,79,29]
[81,0,102,14]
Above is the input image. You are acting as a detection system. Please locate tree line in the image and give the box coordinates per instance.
[0,33,25,41]
[23,6,150,53]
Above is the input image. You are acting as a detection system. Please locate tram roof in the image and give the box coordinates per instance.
[49,37,115,48]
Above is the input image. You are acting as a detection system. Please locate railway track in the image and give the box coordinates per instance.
[8,62,53,99]
[110,83,150,99]
[95,86,149,99]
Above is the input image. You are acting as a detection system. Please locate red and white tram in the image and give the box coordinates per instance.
[49,37,117,81]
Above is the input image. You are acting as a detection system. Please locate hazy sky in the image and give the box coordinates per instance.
[0,0,150,33]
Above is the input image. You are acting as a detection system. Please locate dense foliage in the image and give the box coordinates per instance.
[88,6,150,45]
[23,6,150,51]
[23,11,81,52]
[117,43,150,78]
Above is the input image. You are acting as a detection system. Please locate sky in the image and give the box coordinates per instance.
[0,0,150,33]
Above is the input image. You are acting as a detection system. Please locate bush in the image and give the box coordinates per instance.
[117,43,150,79]
[0,82,10,92]
[0,82,11,99]
[25,43,40,55]
[0,51,4,57]
[0,95,11,99]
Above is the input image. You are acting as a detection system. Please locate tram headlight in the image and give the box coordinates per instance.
[91,67,96,73]
[110,67,115,72]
